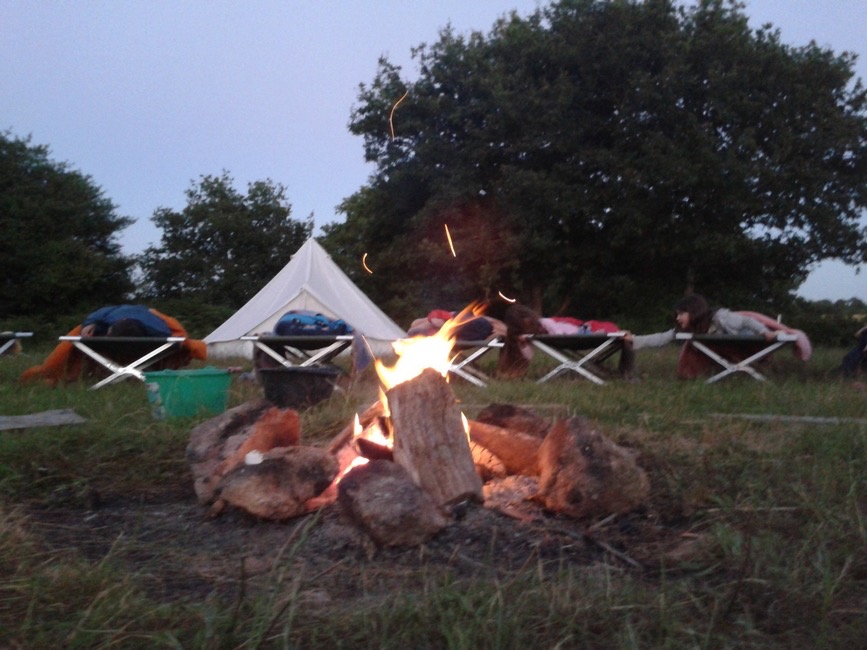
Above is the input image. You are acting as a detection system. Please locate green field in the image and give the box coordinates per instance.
[1,343,864,649]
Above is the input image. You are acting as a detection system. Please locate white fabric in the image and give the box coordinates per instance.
[205,239,406,358]
[539,318,580,335]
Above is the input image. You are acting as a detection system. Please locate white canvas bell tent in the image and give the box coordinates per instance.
[205,238,406,358]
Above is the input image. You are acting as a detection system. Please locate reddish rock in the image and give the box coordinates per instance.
[536,417,649,519]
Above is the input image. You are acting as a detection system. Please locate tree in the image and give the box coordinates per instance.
[324,0,867,324]
[139,172,312,309]
[0,131,134,321]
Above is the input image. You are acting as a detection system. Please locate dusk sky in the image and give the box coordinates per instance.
[2,1,864,302]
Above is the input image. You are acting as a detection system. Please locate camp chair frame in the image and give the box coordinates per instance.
[0,332,32,356]
[448,338,503,387]
[242,335,355,368]
[675,333,798,383]
[530,332,627,385]
[59,336,186,389]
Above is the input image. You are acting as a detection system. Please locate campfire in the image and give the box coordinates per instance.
[186,306,650,547]
[334,304,485,502]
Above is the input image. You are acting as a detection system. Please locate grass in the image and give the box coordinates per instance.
[0,342,865,648]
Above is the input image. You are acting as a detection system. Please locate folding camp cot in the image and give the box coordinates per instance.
[529,332,628,385]
[0,332,33,356]
[675,332,799,383]
[241,334,355,369]
[448,338,503,387]
[59,335,187,389]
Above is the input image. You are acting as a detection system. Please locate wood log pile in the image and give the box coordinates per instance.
[187,371,649,547]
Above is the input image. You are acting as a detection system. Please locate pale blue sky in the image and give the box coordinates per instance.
[2,0,864,302]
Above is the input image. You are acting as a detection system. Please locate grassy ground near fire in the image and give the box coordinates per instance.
[0,342,864,648]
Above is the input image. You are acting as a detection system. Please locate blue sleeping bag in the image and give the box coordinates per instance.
[273,310,354,336]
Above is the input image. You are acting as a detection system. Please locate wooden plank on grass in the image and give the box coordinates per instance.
[0,409,87,431]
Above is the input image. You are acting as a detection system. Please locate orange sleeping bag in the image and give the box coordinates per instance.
[20,308,207,386]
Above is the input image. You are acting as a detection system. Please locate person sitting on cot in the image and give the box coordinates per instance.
[20,304,207,386]
[625,293,785,379]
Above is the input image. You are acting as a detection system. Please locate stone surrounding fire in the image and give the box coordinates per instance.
[186,397,650,548]
[337,460,450,546]
[536,417,651,518]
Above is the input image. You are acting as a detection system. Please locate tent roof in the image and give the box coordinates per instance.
[205,238,406,344]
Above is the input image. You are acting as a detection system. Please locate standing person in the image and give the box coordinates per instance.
[840,326,867,378]
[627,294,778,379]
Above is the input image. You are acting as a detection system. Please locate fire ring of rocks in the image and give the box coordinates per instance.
[187,367,649,549]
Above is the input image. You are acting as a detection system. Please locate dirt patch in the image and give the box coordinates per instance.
[24,469,697,606]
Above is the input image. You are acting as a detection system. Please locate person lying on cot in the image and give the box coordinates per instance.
[78,304,175,337]
[406,309,507,341]
[496,304,634,380]
[20,304,207,386]
[625,293,802,379]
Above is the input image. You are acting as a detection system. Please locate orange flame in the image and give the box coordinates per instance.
[335,454,368,485]
[330,303,481,497]
[375,303,483,390]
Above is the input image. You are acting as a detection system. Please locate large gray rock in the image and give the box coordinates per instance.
[217,446,338,520]
[186,399,274,504]
[338,460,450,547]
[187,399,305,505]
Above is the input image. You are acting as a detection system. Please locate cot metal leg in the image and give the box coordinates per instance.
[255,341,297,368]
[533,339,617,385]
[299,341,352,366]
[693,340,788,383]
[71,341,177,389]
[448,344,499,387]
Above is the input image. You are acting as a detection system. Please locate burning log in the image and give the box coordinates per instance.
[467,420,542,476]
[469,441,507,480]
[387,368,483,507]
[327,400,384,454]
[355,435,393,461]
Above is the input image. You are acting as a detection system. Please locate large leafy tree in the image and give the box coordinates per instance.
[324,0,867,324]
[139,172,312,309]
[0,131,134,321]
